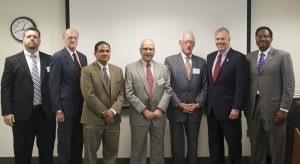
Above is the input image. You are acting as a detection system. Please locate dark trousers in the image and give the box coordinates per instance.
[12,106,56,164]
[207,113,242,164]
[169,120,200,164]
[57,116,83,164]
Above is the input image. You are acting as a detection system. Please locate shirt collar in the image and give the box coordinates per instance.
[258,47,271,56]
[141,59,153,68]
[24,49,39,57]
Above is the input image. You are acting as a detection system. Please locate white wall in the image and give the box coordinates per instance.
[0,0,299,158]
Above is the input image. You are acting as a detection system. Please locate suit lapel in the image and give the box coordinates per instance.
[176,54,188,80]
[190,55,200,81]
[39,53,47,82]
[261,48,274,74]
[152,62,160,94]
[135,60,150,94]
[18,52,32,80]
[93,62,110,95]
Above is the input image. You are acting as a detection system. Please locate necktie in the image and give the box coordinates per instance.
[30,54,41,105]
[146,63,153,108]
[72,53,81,73]
[257,53,266,72]
[103,67,111,96]
[185,56,191,79]
[213,53,222,82]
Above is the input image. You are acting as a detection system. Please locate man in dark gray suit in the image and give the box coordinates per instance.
[245,26,295,164]
[1,27,55,164]
[164,32,207,164]
[125,39,172,164]
[49,28,88,164]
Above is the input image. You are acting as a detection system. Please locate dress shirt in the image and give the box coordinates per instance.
[212,48,229,75]
[24,49,41,78]
[66,47,82,67]
[98,62,116,115]
[142,60,154,76]
[181,52,192,66]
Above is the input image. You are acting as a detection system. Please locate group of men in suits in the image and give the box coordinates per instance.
[0,25,295,164]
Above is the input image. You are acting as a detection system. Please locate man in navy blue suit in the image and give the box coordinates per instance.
[49,28,87,164]
[206,27,248,164]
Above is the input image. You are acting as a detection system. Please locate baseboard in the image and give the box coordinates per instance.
[0,157,251,164]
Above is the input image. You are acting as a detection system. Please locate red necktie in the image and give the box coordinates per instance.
[146,63,153,108]
[72,53,81,73]
[213,53,222,82]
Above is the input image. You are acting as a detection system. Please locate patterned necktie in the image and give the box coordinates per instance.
[185,56,191,79]
[257,53,266,72]
[213,53,222,82]
[72,53,81,73]
[146,63,153,108]
[30,54,41,105]
[103,67,111,96]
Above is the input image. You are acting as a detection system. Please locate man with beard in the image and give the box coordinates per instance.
[1,27,56,164]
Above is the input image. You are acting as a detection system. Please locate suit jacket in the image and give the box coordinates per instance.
[245,47,295,120]
[1,51,54,120]
[80,61,125,126]
[49,48,87,118]
[125,59,172,127]
[207,48,248,120]
[164,53,207,123]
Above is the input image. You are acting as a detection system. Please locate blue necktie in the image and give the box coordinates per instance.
[257,53,266,72]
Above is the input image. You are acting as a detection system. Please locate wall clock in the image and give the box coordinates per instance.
[10,16,37,42]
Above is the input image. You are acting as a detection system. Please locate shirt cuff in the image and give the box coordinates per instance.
[109,109,116,115]
[280,108,288,113]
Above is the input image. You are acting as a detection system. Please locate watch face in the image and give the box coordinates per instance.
[10,17,36,42]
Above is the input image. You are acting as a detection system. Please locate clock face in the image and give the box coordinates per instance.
[10,17,36,42]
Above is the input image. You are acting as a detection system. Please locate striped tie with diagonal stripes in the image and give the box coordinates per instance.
[31,54,41,105]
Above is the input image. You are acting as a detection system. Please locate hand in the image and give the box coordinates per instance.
[106,117,115,124]
[178,103,194,114]
[4,114,15,127]
[153,108,162,119]
[229,109,240,120]
[102,109,114,122]
[56,111,65,123]
[143,109,154,120]
[188,103,201,111]
[274,110,287,125]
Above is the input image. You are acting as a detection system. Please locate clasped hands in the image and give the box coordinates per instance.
[102,109,115,124]
[177,103,200,114]
[143,108,162,120]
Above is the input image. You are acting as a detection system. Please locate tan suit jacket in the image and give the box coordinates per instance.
[80,61,125,126]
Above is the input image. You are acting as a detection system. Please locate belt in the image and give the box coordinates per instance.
[33,104,43,109]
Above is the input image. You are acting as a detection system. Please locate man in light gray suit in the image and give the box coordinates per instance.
[245,26,295,164]
[125,39,172,164]
[164,32,207,164]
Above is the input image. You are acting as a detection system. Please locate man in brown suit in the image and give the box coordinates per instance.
[80,41,125,164]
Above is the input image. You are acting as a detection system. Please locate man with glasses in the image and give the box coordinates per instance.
[125,39,172,164]
[245,26,295,164]
[49,28,87,164]
[164,32,208,164]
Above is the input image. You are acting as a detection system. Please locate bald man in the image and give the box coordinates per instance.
[125,39,172,164]
[49,28,88,164]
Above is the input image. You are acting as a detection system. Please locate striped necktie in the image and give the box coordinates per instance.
[30,54,41,105]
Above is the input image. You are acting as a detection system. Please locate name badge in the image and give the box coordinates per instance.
[46,66,50,72]
[192,68,200,74]
[157,78,165,86]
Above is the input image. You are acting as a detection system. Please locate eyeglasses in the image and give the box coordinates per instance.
[66,36,78,40]
[98,50,110,53]
[141,48,154,52]
[181,40,195,45]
